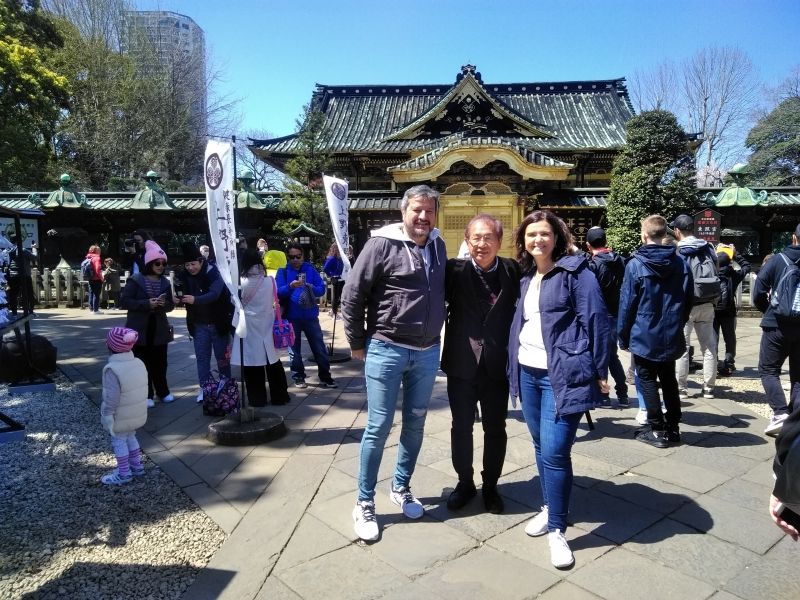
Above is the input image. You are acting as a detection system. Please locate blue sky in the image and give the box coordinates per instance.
[135,0,800,140]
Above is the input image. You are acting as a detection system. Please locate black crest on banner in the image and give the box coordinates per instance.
[205,153,223,190]
[331,182,347,201]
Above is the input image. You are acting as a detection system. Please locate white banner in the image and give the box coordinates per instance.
[323,175,351,280]
[204,139,246,338]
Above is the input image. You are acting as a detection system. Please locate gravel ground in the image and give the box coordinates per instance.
[0,374,225,600]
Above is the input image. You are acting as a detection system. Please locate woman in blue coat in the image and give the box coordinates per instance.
[507,210,609,569]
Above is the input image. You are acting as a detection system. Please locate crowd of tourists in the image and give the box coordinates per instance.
[45,184,800,568]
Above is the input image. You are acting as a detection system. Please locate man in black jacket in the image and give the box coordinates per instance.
[441,214,520,514]
[586,227,629,407]
[176,243,233,402]
[753,225,800,436]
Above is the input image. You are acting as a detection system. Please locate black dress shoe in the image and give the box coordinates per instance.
[446,481,477,510]
[483,487,504,514]
[665,427,681,443]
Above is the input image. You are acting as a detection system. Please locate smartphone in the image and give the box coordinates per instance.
[776,502,800,530]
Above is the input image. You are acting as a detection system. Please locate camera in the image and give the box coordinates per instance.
[174,279,184,299]
[298,273,306,284]
[124,238,135,248]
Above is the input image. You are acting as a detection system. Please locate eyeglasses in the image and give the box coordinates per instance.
[468,235,498,245]
[288,254,303,259]
[152,261,166,267]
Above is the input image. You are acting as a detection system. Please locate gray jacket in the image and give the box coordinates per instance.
[341,223,447,351]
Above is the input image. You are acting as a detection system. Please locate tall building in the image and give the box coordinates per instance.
[121,11,207,178]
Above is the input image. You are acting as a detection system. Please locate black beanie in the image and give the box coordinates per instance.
[181,242,203,263]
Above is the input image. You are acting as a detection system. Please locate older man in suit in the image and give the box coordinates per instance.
[442,213,520,514]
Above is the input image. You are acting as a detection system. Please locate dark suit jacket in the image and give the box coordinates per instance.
[441,257,520,381]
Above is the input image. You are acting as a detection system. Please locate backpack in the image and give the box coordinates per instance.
[687,245,721,302]
[770,254,800,321]
[201,373,240,416]
[80,257,94,281]
[715,274,734,312]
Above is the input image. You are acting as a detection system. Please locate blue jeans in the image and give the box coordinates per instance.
[357,338,440,502]
[519,365,581,532]
[89,280,102,312]
[193,323,231,385]
[288,317,331,381]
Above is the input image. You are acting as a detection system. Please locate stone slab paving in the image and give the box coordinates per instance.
[28,309,800,599]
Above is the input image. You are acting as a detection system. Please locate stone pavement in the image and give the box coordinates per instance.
[29,308,799,600]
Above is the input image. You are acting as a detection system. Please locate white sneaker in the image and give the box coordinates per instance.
[678,388,690,400]
[146,398,155,408]
[548,529,574,568]
[389,485,424,519]
[765,413,789,437]
[352,501,379,541]
[196,391,204,404]
[635,409,648,425]
[525,506,549,537]
[160,393,175,403]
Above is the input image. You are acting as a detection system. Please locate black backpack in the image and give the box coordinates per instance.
[80,257,94,281]
[770,254,800,321]
[715,274,734,312]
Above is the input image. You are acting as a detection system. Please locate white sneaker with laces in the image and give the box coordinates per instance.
[765,413,788,437]
[160,393,175,403]
[389,485,424,519]
[146,398,155,408]
[635,409,648,425]
[548,529,574,568]
[352,500,379,541]
[525,506,549,537]
[101,471,133,486]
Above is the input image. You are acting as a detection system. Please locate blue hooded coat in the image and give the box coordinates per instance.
[617,244,692,361]
[507,254,610,416]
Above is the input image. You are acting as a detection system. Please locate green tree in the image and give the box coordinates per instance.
[47,17,161,189]
[745,97,800,187]
[606,110,699,254]
[0,0,69,189]
[276,106,333,263]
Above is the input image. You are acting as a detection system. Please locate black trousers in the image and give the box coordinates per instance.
[713,313,737,364]
[8,276,34,314]
[132,344,169,399]
[447,363,508,488]
[633,355,681,431]
[242,360,290,406]
[758,327,800,416]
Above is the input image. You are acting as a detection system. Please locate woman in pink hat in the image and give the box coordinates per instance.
[120,240,175,407]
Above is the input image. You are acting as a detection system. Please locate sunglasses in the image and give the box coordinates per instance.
[151,261,167,267]
[288,254,303,259]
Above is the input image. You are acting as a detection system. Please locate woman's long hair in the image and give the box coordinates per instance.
[514,210,573,273]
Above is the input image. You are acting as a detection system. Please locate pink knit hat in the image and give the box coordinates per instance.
[144,240,167,265]
[107,327,138,353]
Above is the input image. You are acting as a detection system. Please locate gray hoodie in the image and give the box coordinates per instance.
[341,222,447,351]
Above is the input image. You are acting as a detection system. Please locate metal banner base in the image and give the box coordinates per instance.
[207,411,286,446]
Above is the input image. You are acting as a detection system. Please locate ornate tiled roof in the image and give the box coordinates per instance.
[251,68,634,158]
[387,135,573,173]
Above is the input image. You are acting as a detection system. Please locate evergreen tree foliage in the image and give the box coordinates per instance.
[606,110,699,254]
[745,97,800,186]
[277,106,333,263]
[0,0,69,189]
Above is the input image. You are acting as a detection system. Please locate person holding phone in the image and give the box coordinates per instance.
[276,243,335,389]
[770,408,800,541]
[121,240,175,407]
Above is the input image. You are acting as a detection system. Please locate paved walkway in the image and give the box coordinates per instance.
[30,308,798,600]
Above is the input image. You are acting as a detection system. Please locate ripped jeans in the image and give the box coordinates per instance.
[357,338,440,502]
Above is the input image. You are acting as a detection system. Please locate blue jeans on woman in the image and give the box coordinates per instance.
[193,323,231,385]
[519,365,582,532]
[89,280,102,312]
[357,338,440,502]
[287,317,332,382]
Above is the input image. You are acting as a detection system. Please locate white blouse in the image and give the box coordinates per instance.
[518,277,548,369]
